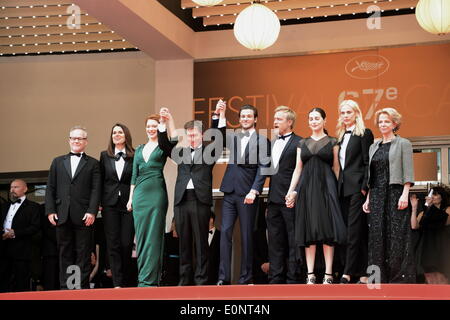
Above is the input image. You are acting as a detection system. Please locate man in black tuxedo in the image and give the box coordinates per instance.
[217,103,271,285]
[158,105,226,285]
[266,106,302,284]
[45,125,101,290]
[207,212,220,285]
[0,179,40,292]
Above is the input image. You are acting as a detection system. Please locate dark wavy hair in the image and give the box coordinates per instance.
[106,123,135,158]
[432,184,450,210]
[309,107,328,135]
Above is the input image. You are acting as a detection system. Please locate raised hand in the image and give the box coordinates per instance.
[159,107,171,123]
[215,99,226,115]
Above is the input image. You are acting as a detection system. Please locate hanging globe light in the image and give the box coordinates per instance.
[233,2,281,50]
[192,0,223,6]
[415,0,450,35]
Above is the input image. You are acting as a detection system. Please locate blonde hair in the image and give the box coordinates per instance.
[274,105,296,129]
[336,100,366,141]
[374,107,402,132]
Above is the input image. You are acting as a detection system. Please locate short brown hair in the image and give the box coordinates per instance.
[184,120,203,133]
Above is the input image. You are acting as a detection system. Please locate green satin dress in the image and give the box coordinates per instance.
[131,144,168,287]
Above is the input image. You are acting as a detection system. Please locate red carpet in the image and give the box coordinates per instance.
[0,284,449,300]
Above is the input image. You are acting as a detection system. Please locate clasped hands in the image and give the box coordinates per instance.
[2,229,15,240]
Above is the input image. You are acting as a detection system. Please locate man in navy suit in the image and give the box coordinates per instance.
[45,126,101,289]
[266,106,302,284]
[216,102,271,285]
[0,179,40,292]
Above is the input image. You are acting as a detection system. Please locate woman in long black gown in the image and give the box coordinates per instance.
[411,186,450,284]
[286,108,346,284]
[363,107,415,283]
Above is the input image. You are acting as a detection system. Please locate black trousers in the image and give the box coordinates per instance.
[56,218,93,290]
[174,190,210,286]
[340,192,368,277]
[102,202,135,287]
[42,255,60,290]
[0,255,31,292]
[266,203,301,284]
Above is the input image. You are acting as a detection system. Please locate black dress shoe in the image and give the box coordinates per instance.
[216,280,230,286]
[340,277,350,284]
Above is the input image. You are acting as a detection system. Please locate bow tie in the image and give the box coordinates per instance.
[209,230,214,234]
[190,148,196,153]
[115,152,126,161]
[238,131,250,139]
[11,198,22,204]
[344,130,352,135]
[70,152,82,157]
[278,133,292,140]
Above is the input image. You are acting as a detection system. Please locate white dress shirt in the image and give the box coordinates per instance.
[272,132,292,168]
[186,144,203,189]
[70,152,84,177]
[3,195,26,231]
[240,128,256,157]
[339,125,355,170]
[114,147,126,181]
[208,227,216,246]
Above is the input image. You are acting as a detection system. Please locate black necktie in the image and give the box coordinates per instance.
[115,152,126,161]
[344,130,352,135]
[70,152,82,157]
[278,133,292,140]
[238,131,250,139]
[209,230,213,234]
[11,198,21,204]
[190,148,195,153]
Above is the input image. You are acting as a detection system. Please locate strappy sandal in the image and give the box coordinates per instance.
[306,272,316,284]
[323,273,333,284]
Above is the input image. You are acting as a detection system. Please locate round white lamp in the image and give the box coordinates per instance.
[192,0,223,6]
[415,0,450,35]
[234,3,281,50]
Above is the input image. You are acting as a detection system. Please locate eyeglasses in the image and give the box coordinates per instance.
[69,137,87,142]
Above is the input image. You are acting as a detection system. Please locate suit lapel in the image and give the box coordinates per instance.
[109,156,119,181]
[278,133,296,166]
[122,158,131,180]
[63,155,72,179]
[243,131,257,162]
[344,135,356,169]
[72,155,88,181]
[12,199,27,226]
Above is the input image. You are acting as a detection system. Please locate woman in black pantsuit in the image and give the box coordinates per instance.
[100,123,135,288]
[336,100,373,284]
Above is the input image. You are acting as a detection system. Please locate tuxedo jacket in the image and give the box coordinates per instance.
[338,128,374,197]
[99,151,133,207]
[267,133,302,205]
[219,127,271,196]
[1,199,40,260]
[158,119,225,207]
[45,153,101,225]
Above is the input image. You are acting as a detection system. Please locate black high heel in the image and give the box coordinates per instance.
[323,273,333,284]
[306,272,316,285]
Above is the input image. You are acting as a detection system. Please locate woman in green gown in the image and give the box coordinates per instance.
[127,113,174,286]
